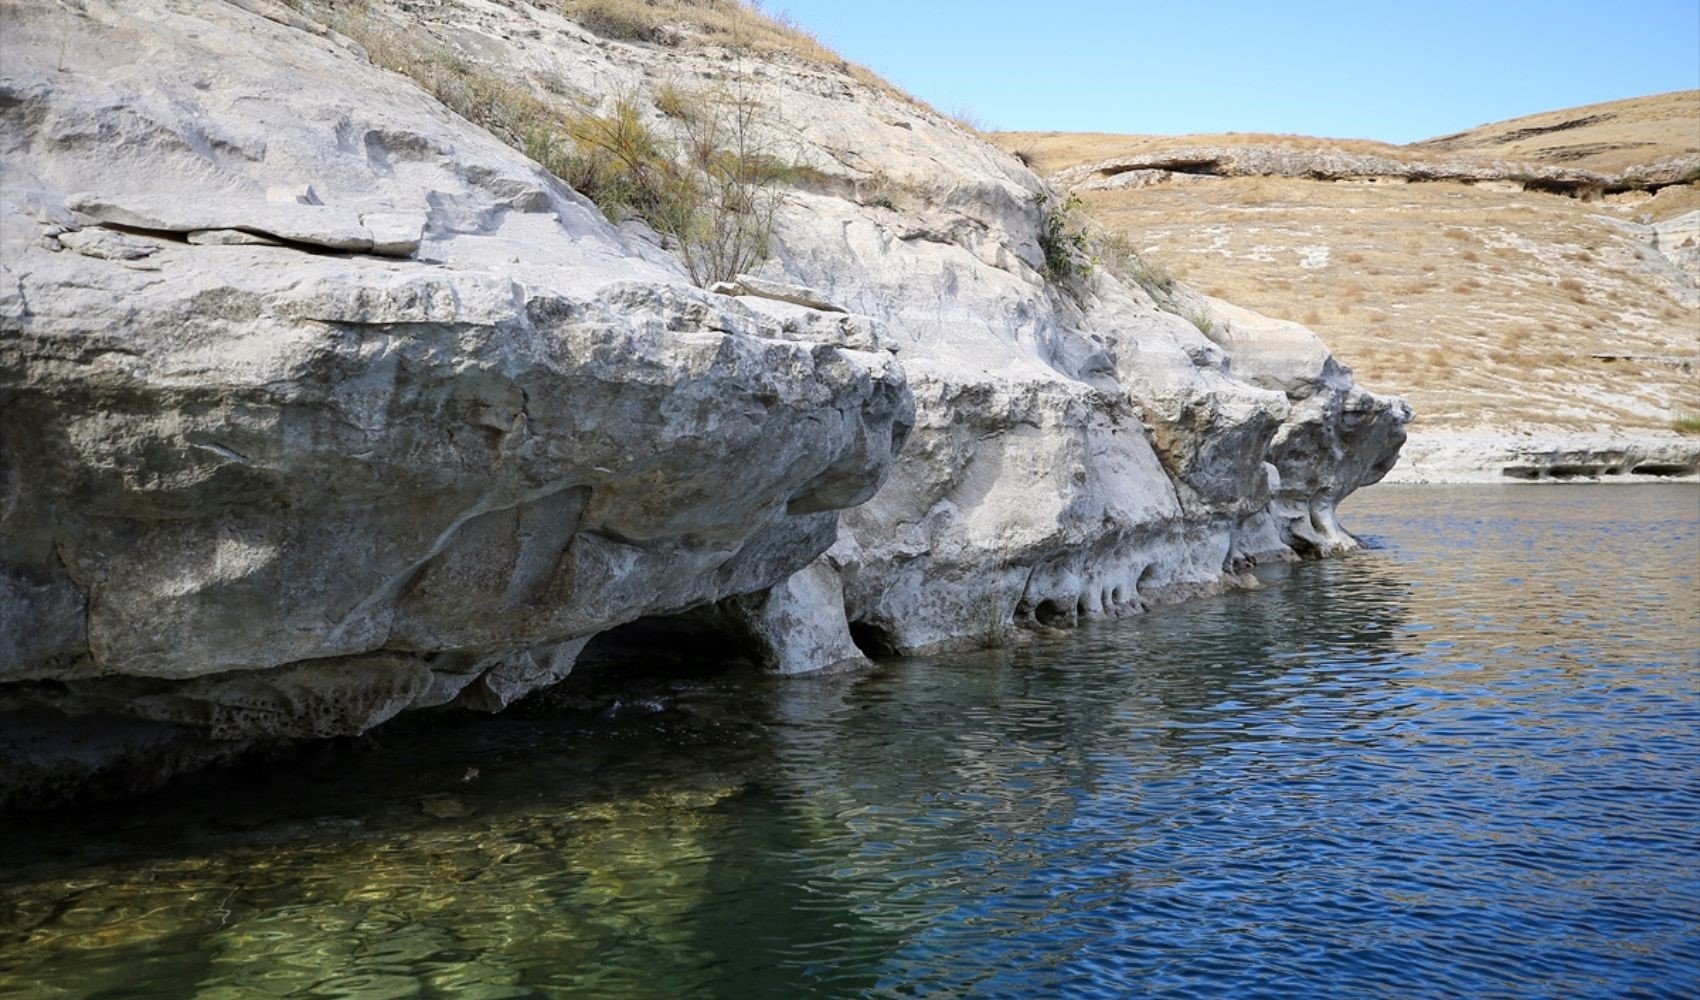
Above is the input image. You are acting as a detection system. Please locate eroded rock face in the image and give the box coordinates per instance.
[0,0,1408,805]
[0,0,911,801]
[1384,433,1700,484]
[1054,143,1700,198]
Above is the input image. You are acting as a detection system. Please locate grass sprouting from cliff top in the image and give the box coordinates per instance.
[1674,416,1700,435]
[562,88,787,287]
[307,3,785,287]
[547,0,911,100]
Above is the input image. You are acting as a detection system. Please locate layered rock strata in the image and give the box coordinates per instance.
[0,0,1408,805]
[1384,433,1699,483]
[1056,143,1700,198]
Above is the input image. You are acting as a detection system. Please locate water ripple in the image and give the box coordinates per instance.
[1,485,1697,998]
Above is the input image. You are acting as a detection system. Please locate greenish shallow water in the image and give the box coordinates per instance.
[1,484,1697,998]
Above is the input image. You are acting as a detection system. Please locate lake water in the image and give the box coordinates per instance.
[1,485,1697,998]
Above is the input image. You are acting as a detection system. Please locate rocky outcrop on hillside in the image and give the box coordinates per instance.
[1653,210,1700,284]
[1384,433,1699,483]
[0,0,1407,807]
[1056,143,1700,198]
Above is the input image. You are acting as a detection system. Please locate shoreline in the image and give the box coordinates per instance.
[1379,431,1700,484]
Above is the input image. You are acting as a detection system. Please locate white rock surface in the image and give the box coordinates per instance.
[722,558,870,675]
[1652,210,1700,283]
[1384,431,1699,483]
[0,0,1409,804]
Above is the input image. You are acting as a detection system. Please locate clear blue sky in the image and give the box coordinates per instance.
[769,1,1700,142]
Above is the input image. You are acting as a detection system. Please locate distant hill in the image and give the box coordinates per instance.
[995,92,1700,438]
[1413,91,1700,173]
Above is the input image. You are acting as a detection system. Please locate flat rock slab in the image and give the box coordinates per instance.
[55,227,161,260]
[66,192,422,257]
[712,274,847,313]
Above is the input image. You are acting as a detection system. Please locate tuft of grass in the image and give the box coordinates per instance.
[1673,416,1700,435]
[318,4,786,289]
[653,81,698,120]
[1186,306,1216,336]
[947,106,989,134]
[572,0,670,43]
[564,84,788,287]
[1089,229,1175,298]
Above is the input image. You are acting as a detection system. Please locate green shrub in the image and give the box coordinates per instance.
[1035,191,1091,286]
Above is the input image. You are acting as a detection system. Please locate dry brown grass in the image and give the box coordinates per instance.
[988,129,1416,175]
[1076,169,1700,432]
[1412,90,1700,173]
[1639,183,1700,221]
[992,92,1699,188]
[548,0,895,94]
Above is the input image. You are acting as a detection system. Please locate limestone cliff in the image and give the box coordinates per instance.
[0,0,1408,806]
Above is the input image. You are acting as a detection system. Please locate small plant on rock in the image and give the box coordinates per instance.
[1089,229,1176,298]
[1036,190,1092,286]
[564,83,786,288]
[1186,306,1217,337]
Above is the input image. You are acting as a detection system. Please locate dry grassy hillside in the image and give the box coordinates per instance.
[996,93,1700,435]
[1415,90,1700,172]
[1001,130,1418,177]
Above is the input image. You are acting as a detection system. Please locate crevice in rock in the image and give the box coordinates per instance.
[846,620,901,659]
[572,611,764,679]
[1098,157,1225,179]
[1033,598,1073,628]
[89,221,396,258]
[1135,563,1159,597]
[1630,463,1694,477]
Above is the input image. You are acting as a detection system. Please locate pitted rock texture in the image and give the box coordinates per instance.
[0,0,1407,804]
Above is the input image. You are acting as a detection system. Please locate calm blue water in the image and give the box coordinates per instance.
[1,484,1697,998]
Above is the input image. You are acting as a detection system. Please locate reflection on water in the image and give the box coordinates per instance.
[1,485,1697,997]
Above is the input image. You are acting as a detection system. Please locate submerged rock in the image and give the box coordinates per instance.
[0,0,1407,806]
